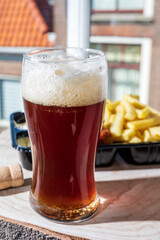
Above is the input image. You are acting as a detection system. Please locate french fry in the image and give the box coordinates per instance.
[121,100,136,121]
[126,117,160,130]
[105,131,135,143]
[143,130,151,142]
[148,106,160,116]
[135,107,150,119]
[129,136,142,143]
[103,105,111,129]
[116,104,125,114]
[149,126,160,136]
[135,130,143,140]
[121,129,135,141]
[110,111,124,137]
[109,114,116,125]
[123,95,145,109]
[148,126,160,141]
[130,95,140,100]
[107,100,120,112]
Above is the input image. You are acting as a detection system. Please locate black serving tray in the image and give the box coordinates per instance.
[10,112,32,171]
[10,112,160,171]
[98,141,160,165]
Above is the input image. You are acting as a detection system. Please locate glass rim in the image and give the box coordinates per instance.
[23,47,105,64]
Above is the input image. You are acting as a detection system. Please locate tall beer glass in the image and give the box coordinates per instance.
[22,48,108,222]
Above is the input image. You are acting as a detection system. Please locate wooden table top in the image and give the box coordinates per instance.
[1,129,160,240]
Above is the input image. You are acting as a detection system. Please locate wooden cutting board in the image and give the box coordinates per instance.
[1,129,160,240]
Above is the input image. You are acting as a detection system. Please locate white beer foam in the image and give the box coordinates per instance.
[22,60,107,107]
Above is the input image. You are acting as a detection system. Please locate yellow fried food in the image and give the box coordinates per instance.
[116,104,125,114]
[110,109,124,137]
[105,129,135,143]
[103,105,111,129]
[149,126,160,136]
[131,95,140,100]
[121,100,136,121]
[135,130,143,139]
[126,117,160,130]
[135,107,150,119]
[148,126,160,141]
[143,130,151,142]
[129,136,142,143]
[148,106,160,116]
[109,114,116,125]
[121,129,135,141]
[123,95,145,109]
[107,100,120,112]
[101,94,160,144]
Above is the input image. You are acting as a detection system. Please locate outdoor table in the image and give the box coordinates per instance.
[0,129,160,240]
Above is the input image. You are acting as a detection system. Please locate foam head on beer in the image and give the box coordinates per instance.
[22,48,107,107]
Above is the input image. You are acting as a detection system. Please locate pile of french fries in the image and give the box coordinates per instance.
[101,95,160,144]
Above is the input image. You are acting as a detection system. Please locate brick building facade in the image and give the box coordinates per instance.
[91,0,160,109]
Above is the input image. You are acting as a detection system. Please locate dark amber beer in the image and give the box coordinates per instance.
[24,99,104,209]
[22,48,107,221]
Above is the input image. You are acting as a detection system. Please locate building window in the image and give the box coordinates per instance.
[92,0,144,13]
[0,78,23,120]
[91,0,155,22]
[109,68,139,101]
[0,53,23,62]
[90,36,152,104]
[91,42,140,101]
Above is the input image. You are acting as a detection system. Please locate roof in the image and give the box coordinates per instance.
[35,0,53,32]
[0,0,54,47]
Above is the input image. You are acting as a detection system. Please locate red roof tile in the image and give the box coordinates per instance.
[0,0,54,47]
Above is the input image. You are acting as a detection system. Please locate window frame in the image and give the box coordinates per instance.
[99,43,141,69]
[0,74,21,127]
[90,36,152,104]
[91,0,155,22]
[92,0,144,14]
[92,9,143,14]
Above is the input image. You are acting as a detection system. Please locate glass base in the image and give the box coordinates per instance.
[30,192,99,223]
